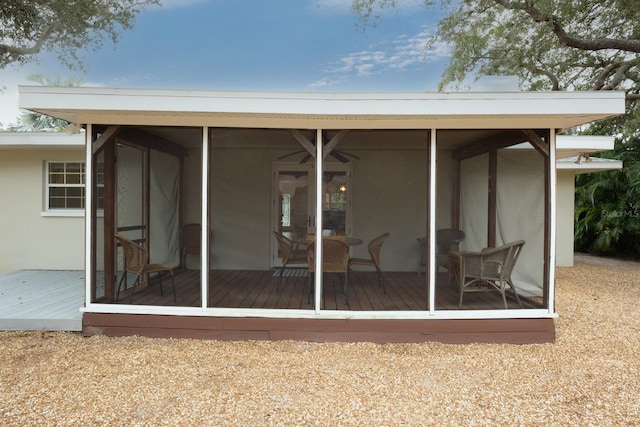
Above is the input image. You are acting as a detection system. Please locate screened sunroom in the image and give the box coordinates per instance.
[19,87,624,343]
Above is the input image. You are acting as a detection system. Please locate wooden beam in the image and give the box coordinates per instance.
[452,130,547,161]
[117,127,188,158]
[92,125,120,155]
[521,129,550,158]
[452,159,461,230]
[102,138,116,302]
[289,129,316,157]
[488,150,497,248]
[323,130,350,159]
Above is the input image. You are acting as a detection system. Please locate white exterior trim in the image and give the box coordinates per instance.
[548,131,557,315]
[314,129,323,313]
[81,303,556,320]
[19,87,625,130]
[200,127,210,309]
[0,131,84,148]
[84,125,93,308]
[428,129,437,314]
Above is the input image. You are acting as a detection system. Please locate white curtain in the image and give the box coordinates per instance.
[496,148,544,296]
[460,154,488,252]
[459,148,544,297]
[150,150,180,267]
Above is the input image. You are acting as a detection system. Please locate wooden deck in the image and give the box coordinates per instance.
[87,270,553,343]
[0,270,83,331]
[114,268,542,311]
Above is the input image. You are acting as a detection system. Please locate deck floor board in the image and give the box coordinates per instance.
[115,269,541,311]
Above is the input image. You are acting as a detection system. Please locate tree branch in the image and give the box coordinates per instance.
[494,0,640,53]
[0,24,57,57]
[524,63,560,90]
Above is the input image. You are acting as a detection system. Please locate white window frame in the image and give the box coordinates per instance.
[42,161,104,217]
[42,161,85,217]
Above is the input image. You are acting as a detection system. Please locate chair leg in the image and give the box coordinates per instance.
[171,273,176,303]
[278,265,285,291]
[158,273,164,297]
[501,288,508,309]
[508,279,522,307]
[375,266,385,294]
[129,276,141,304]
[116,272,126,302]
[343,273,350,307]
[308,272,314,304]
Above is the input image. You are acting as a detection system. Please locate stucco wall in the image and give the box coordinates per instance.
[556,170,576,267]
[0,148,85,273]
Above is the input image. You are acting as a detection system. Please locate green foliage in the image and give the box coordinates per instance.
[574,106,640,257]
[354,0,640,258]
[0,0,160,69]
[6,74,83,132]
[432,0,640,94]
[353,1,640,96]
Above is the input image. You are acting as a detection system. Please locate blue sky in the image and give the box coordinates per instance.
[0,0,451,125]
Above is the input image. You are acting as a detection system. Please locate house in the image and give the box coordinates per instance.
[16,87,625,343]
[0,132,618,274]
[0,131,85,274]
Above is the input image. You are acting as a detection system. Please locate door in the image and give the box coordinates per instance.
[271,162,352,267]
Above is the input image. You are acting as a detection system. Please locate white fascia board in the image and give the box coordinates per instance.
[556,135,615,151]
[18,86,626,130]
[81,303,555,320]
[0,131,85,149]
[557,157,623,173]
[510,135,616,159]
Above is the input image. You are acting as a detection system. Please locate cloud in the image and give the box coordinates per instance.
[158,0,210,9]
[311,0,353,12]
[324,27,450,79]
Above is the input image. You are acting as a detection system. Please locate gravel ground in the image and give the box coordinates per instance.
[1,259,640,426]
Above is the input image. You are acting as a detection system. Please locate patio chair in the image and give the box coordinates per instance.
[115,235,176,304]
[273,231,308,290]
[181,223,214,269]
[348,232,390,294]
[449,240,525,309]
[417,229,465,276]
[181,223,201,269]
[307,237,351,306]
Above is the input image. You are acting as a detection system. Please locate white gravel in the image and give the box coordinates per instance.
[1,258,639,426]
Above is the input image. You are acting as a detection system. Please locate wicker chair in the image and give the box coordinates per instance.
[273,231,308,289]
[115,235,176,304]
[181,223,213,269]
[348,232,390,293]
[449,240,525,309]
[417,229,465,276]
[307,237,351,305]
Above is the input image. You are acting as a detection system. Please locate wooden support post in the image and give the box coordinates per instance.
[488,150,497,248]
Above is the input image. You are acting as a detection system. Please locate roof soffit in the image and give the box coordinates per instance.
[18,87,626,130]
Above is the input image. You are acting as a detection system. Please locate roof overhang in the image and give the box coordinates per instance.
[510,135,616,159]
[0,131,85,150]
[18,86,626,130]
[557,156,623,173]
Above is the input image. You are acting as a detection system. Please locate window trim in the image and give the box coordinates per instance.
[44,161,86,211]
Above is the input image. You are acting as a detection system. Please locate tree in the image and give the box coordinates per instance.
[354,0,640,258]
[352,0,640,101]
[574,131,640,257]
[0,0,159,69]
[6,74,83,131]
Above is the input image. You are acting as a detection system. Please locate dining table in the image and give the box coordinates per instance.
[291,234,363,247]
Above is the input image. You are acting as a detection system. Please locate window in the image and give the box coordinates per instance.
[46,162,85,210]
[281,194,291,227]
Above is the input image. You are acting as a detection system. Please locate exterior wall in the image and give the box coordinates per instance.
[556,170,576,267]
[0,148,85,273]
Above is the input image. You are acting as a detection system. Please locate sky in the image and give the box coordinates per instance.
[0,0,457,127]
